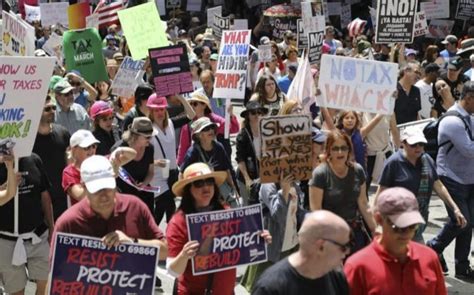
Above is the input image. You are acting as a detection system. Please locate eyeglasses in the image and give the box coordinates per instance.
[385,218,419,234]
[331,145,349,152]
[81,144,97,151]
[201,125,215,133]
[249,110,265,116]
[192,177,215,188]
[44,105,57,112]
[408,142,425,148]
[322,238,352,253]
[100,116,114,122]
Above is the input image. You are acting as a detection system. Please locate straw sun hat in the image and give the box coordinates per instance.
[172,163,227,196]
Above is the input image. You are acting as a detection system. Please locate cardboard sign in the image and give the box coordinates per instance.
[207,6,222,28]
[68,1,90,30]
[186,204,267,275]
[258,45,272,62]
[296,19,308,50]
[426,19,454,39]
[259,115,312,183]
[413,11,428,37]
[341,3,352,29]
[2,11,36,56]
[213,30,251,99]
[318,55,398,115]
[149,44,193,97]
[0,56,55,158]
[40,3,69,28]
[419,0,449,19]
[456,0,474,20]
[111,56,145,98]
[308,30,324,65]
[118,2,168,60]
[375,0,418,43]
[49,233,159,295]
[213,15,230,39]
[24,4,41,23]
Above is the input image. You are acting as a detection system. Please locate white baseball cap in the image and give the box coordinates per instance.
[401,128,427,145]
[80,155,116,193]
[70,130,100,148]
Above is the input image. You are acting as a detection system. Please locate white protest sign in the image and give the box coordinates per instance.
[186,0,201,11]
[233,19,248,30]
[25,4,41,23]
[258,45,272,62]
[39,2,69,27]
[301,2,326,33]
[413,11,428,37]
[0,56,56,158]
[419,0,449,19]
[318,55,398,115]
[111,57,146,98]
[341,3,352,29]
[42,33,63,65]
[426,19,454,39]
[207,6,222,28]
[85,14,100,29]
[214,30,251,99]
[1,11,36,56]
[375,0,418,43]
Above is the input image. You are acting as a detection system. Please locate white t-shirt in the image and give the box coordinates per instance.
[150,119,177,195]
[362,113,391,156]
[415,79,435,119]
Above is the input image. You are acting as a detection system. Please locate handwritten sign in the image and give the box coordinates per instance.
[49,233,158,295]
[68,1,90,30]
[24,4,41,23]
[213,30,251,99]
[296,19,308,50]
[111,57,145,98]
[456,0,474,20]
[258,45,272,62]
[149,44,193,97]
[420,0,449,19]
[0,56,55,158]
[2,11,36,56]
[259,115,312,183]
[308,30,324,65]
[40,2,69,27]
[413,11,428,37]
[318,55,398,115]
[118,2,168,60]
[186,204,267,275]
[375,0,418,43]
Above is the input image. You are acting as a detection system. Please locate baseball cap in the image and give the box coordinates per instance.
[423,63,440,74]
[375,187,425,228]
[81,155,116,194]
[90,101,113,120]
[54,79,74,94]
[260,36,270,45]
[404,48,418,56]
[70,130,100,148]
[441,35,458,45]
[210,53,219,61]
[400,128,427,145]
[448,56,463,71]
[146,93,168,109]
[191,117,218,135]
[49,75,63,90]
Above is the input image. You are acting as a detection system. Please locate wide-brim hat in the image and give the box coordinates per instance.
[189,92,212,112]
[191,117,218,135]
[172,162,227,196]
[240,101,269,118]
[129,117,157,137]
[457,38,474,57]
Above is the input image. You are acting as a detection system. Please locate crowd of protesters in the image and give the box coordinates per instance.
[1,1,474,294]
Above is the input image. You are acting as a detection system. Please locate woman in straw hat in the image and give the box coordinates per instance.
[166,162,271,295]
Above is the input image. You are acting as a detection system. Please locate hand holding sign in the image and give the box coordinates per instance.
[102,230,134,248]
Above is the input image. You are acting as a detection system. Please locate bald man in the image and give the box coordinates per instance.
[252,210,350,295]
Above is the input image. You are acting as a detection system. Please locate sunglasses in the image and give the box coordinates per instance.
[81,144,97,151]
[323,238,352,253]
[331,145,349,152]
[249,110,265,116]
[385,218,419,234]
[408,142,425,148]
[44,105,57,112]
[192,177,215,188]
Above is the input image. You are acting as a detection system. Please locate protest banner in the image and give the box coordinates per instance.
[39,2,69,28]
[49,233,159,295]
[258,45,272,62]
[207,6,222,28]
[426,19,454,39]
[0,56,55,158]
[118,2,168,60]
[2,11,35,56]
[85,13,100,29]
[213,30,251,99]
[186,204,267,275]
[68,1,90,30]
[456,0,474,20]
[111,56,145,98]
[213,15,230,39]
[419,0,449,19]
[148,44,193,97]
[24,4,41,23]
[341,3,352,29]
[187,0,202,11]
[296,19,308,50]
[268,16,298,41]
[413,11,428,37]
[375,0,418,43]
[318,55,398,115]
[259,115,312,183]
[308,30,324,65]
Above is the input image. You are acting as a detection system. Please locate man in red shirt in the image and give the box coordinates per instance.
[344,187,447,295]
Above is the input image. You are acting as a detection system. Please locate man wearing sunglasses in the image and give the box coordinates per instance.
[345,187,447,295]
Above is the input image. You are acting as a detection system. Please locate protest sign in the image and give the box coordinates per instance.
[24,4,41,23]
[148,44,193,97]
[85,13,99,29]
[187,0,202,11]
[207,6,222,28]
[426,19,454,39]
[318,55,398,115]
[213,30,251,99]
[296,19,308,50]
[186,204,267,275]
[42,32,63,64]
[49,233,158,295]
[0,56,55,158]
[375,0,418,43]
[68,1,90,30]
[2,11,36,56]
[233,19,249,30]
[302,0,329,23]
[259,115,312,183]
[111,56,145,98]
[456,0,474,20]
[118,2,168,60]
[40,3,69,28]
[118,167,160,193]
[308,30,324,65]
[213,15,230,39]
[419,0,449,19]
[301,2,326,33]
[268,16,298,40]
[413,11,428,37]
[341,3,352,29]
[258,45,272,62]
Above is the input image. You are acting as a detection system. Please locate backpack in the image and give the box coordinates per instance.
[423,110,473,161]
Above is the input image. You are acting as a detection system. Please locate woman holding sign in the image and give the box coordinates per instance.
[250,75,287,116]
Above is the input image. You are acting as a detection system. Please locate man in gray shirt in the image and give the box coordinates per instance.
[427,81,474,281]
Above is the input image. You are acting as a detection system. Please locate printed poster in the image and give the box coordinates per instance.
[375,0,418,43]
[318,55,398,115]
[207,6,222,28]
[419,0,449,19]
[296,19,308,50]
[213,15,230,39]
[186,204,267,275]
[413,11,428,37]
[49,233,159,295]
[0,56,55,158]
[39,3,69,28]
[111,56,145,98]
[213,30,251,99]
[456,0,474,20]
[259,115,312,183]
[308,30,324,65]
[1,11,36,56]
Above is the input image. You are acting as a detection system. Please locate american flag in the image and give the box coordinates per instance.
[93,0,126,29]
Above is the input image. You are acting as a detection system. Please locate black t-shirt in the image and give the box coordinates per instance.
[253,258,349,295]
[0,153,51,233]
[180,141,231,173]
[433,72,470,102]
[395,82,421,124]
